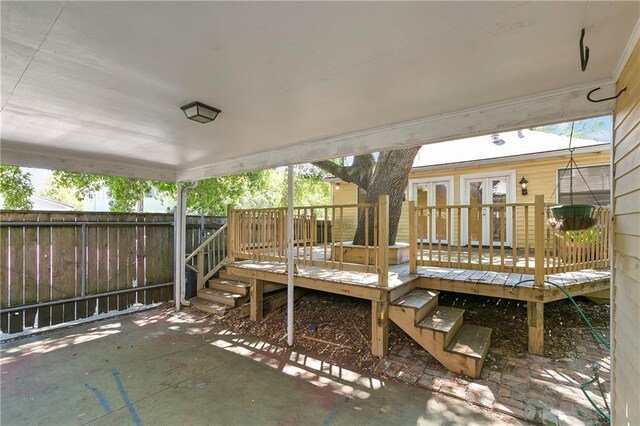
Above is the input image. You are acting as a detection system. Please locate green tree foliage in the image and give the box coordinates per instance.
[0,165,34,210]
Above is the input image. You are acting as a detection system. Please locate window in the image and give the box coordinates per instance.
[558,164,610,205]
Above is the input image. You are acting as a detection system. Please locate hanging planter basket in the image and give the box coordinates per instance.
[547,204,598,233]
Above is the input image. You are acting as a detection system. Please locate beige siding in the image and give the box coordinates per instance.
[331,183,358,242]
[612,40,640,425]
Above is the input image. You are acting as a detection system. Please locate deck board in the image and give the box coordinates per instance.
[227,259,609,303]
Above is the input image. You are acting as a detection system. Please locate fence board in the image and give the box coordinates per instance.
[0,218,8,331]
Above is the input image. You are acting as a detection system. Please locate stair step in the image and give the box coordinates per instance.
[190,297,228,315]
[418,306,465,345]
[447,324,492,359]
[391,289,439,321]
[197,288,247,307]
[218,270,250,283]
[207,278,249,295]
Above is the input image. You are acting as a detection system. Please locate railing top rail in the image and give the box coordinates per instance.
[232,202,378,213]
[185,223,228,263]
[414,202,535,210]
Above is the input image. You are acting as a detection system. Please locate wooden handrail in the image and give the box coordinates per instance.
[185,223,228,263]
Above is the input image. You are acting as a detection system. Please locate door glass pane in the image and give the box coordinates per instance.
[435,184,447,240]
[469,181,483,242]
[491,178,507,242]
[416,185,429,240]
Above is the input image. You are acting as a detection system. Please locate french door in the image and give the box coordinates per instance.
[410,178,453,244]
[462,172,514,247]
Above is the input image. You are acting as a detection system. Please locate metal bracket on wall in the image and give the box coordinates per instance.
[587,87,627,103]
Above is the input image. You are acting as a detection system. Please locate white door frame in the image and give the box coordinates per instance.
[408,176,454,243]
[460,170,516,247]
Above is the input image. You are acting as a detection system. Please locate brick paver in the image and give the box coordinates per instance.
[375,329,609,425]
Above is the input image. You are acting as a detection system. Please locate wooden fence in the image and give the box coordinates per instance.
[0,211,225,334]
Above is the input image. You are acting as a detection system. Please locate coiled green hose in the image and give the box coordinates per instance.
[510,279,610,421]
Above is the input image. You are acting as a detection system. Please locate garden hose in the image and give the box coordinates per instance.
[510,279,610,421]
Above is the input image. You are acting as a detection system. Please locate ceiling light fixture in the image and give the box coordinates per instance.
[180,101,221,124]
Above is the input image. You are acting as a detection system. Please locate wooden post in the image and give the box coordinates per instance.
[409,200,417,274]
[196,251,204,290]
[371,298,389,357]
[534,195,545,287]
[527,301,544,355]
[378,195,389,286]
[250,278,264,321]
[227,204,235,264]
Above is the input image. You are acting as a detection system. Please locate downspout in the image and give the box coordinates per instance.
[174,181,198,311]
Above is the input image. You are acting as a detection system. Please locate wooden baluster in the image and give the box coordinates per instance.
[418,208,424,266]
[227,205,235,264]
[534,195,544,287]
[331,206,336,269]
[365,205,370,268]
[373,206,378,271]
[409,201,417,274]
[323,207,328,266]
[524,205,529,273]
[339,207,344,268]
[488,206,494,270]
[446,207,452,268]
[511,205,517,272]
[428,208,433,264]
[378,195,389,287]
[457,207,461,268]
[467,207,472,269]
[437,207,442,265]
[478,206,483,270]
[499,206,504,270]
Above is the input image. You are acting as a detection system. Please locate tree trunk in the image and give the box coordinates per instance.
[314,147,420,246]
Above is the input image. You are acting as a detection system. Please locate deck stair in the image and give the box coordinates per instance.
[389,289,492,378]
[190,267,286,315]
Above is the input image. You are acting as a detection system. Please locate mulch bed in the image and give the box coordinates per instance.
[215,290,609,373]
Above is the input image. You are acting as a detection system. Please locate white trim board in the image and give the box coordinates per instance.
[614,16,640,81]
[178,80,616,182]
[0,147,177,182]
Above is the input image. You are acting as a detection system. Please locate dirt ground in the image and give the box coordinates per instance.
[210,290,610,373]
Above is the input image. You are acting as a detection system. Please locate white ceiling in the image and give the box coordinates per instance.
[1,1,639,181]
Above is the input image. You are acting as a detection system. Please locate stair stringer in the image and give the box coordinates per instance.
[389,305,484,378]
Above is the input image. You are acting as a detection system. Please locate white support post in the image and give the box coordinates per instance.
[174,181,197,311]
[287,164,295,347]
[174,183,183,311]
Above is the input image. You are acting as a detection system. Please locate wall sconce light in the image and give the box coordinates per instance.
[334,182,340,190]
[180,101,221,124]
[519,176,529,195]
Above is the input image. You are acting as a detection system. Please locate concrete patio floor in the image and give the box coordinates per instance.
[0,306,523,426]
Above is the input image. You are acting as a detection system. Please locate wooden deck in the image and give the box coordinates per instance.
[227,260,610,303]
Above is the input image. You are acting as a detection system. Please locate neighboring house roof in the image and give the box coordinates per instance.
[324,130,610,182]
[30,195,74,211]
[0,194,74,211]
[412,129,608,168]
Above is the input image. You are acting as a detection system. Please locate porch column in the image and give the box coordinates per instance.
[174,181,197,311]
[174,183,183,311]
[287,164,295,346]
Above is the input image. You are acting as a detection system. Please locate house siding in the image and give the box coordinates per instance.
[331,182,358,242]
[612,39,640,425]
[333,149,610,247]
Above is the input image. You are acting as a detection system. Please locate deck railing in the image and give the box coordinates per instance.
[227,196,390,285]
[185,223,228,290]
[408,195,610,285]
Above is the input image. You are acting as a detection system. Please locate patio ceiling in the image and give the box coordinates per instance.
[1,2,639,181]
